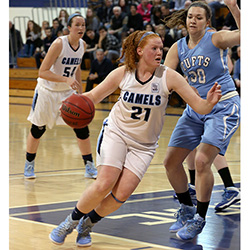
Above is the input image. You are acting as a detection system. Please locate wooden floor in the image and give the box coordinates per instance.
[9,100,241,250]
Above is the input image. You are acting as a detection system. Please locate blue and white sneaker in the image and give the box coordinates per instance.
[24,160,36,179]
[49,214,79,245]
[215,187,241,211]
[76,217,95,247]
[169,204,196,233]
[173,184,196,200]
[176,213,206,240]
[85,161,98,179]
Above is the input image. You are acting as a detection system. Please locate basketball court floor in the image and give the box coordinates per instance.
[9,101,241,250]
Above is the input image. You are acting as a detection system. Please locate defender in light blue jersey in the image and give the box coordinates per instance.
[163,0,240,241]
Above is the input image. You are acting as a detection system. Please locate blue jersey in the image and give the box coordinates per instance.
[177,30,236,99]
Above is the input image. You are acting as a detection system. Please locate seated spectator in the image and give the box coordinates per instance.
[34,27,56,69]
[155,24,174,61]
[206,0,225,29]
[98,26,121,61]
[58,9,69,28]
[24,20,42,57]
[9,21,23,68]
[150,6,163,29]
[173,0,190,11]
[85,48,114,92]
[51,18,63,38]
[81,28,100,69]
[144,23,155,32]
[41,20,50,39]
[125,4,144,37]
[86,7,100,32]
[97,0,114,29]
[233,46,240,95]
[118,0,130,14]
[137,0,153,25]
[62,27,70,35]
[161,3,172,28]
[108,6,128,42]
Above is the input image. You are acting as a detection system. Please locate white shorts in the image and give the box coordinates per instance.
[27,82,75,129]
[96,118,156,180]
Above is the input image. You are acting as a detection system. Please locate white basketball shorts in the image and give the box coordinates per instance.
[27,81,74,129]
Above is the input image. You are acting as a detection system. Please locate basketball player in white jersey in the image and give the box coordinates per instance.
[49,30,222,247]
[24,13,97,179]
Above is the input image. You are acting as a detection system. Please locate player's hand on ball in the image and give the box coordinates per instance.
[66,78,83,94]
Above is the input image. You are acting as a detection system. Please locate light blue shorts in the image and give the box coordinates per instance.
[168,95,240,155]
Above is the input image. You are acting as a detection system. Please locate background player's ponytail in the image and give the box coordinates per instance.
[164,1,212,29]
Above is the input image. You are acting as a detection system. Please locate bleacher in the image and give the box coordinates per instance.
[9,58,120,105]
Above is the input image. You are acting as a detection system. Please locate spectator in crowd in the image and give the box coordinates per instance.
[51,18,63,38]
[233,46,240,95]
[206,0,226,29]
[151,0,163,12]
[173,0,192,11]
[144,22,155,32]
[86,7,100,33]
[41,21,50,39]
[150,6,163,29]
[118,0,131,14]
[62,27,70,35]
[97,0,114,29]
[34,27,56,69]
[124,4,144,37]
[24,20,42,57]
[81,28,100,69]
[161,3,172,27]
[155,24,175,61]
[85,48,114,92]
[58,9,69,28]
[137,0,153,25]
[9,21,23,68]
[108,6,128,42]
[98,26,120,61]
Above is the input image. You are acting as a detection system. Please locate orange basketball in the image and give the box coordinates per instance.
[60,94,95,129]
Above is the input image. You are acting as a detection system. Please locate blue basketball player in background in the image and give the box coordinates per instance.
[163,0,240,240]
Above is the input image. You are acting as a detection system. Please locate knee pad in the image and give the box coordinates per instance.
[111,192,126,204]
[73,126,90,140]
[30,124,46,139]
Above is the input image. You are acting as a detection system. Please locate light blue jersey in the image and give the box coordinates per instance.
[168,29,240,155]
[177,29,236,99]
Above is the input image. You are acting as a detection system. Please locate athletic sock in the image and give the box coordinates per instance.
[218,167,234,188]
[88,209,103,223]
[188,169,196,186]
[82,154,93,165]
[26,152,36,162]
[196,200,210,219]
[71,206,86,221]
[176,189,193,207]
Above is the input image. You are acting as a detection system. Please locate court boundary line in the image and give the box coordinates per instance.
[9,217,179,250]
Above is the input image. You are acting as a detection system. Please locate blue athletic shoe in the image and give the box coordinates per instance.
[49,215,79,245]
[85,161,98,179]
[215,187,241,211]
[76,217,95,247]
[24,160,36,179]
[169,204,196,233]
[176,213,206,240]
[173,184,196,200]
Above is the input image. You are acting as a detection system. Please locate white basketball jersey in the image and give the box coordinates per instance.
[109,65,170,145]
[38,35,85,91]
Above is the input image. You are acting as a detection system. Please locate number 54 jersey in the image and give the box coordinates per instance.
[177,29,236,99]
[38,35,84,91]
[109,65,170,146]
